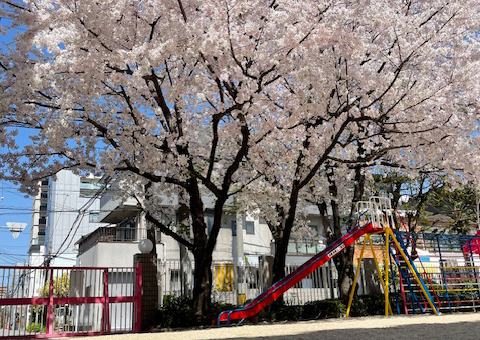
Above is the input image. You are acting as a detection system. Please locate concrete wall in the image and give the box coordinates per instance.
[78,242,164,267]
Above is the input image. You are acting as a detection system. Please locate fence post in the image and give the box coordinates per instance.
[46,268,54,335]
[468,244,480,307]
[134,263,142,332]
[328,260,335,299]
[437,234,452,313]
[102,269,110,333]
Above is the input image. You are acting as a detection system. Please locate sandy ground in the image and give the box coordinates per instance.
[71,313,480,340]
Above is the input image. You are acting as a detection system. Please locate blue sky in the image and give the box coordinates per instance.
[0,181,32,265]
[0,8,32,265]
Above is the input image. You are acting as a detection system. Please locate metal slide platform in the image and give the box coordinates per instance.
[218,221,383,326]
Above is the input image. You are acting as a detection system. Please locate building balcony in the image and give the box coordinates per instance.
[30,236,45,246]
[99,190,141,223]
[271,239,327,257]
[77,226,160,254]
[287,240,326,255]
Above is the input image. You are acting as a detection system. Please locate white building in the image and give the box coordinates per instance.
[28,178,49,267]
[77,190,328,266]
[28,170,107,267]
[76,189,335,305]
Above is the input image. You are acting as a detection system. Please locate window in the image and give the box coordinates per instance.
[41,192,48,199]
[246,221,255,235]
[79,180,104,197]
[89,212,100,223]
[124,222,134,240]
[247,270,259,289]
[206,215,214,235]
[170,270,180,291]
[231,220,236,237]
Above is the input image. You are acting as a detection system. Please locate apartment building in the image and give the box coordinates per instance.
[27,170,107,267]
[76,189,328,265]
[76,189,336,305]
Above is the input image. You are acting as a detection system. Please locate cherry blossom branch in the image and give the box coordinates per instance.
[146,212,193,249]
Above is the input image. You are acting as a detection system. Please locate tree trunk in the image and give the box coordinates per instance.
[192,248,213,322]
[270,191,298,308]
[270,234,288,308]
[272,233,287,288]
[187,178,212,320]
[326,163,365,302]
[332,247,356,301]
[328,192,356,302]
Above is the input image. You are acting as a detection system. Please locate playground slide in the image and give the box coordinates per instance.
[218,221,383,325]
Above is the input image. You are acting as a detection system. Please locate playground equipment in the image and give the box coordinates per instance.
[346,197,439,316]
[218,197,439,326]
[397,230,480,314]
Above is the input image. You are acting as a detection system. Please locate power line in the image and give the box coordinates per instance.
[46,176,112,264]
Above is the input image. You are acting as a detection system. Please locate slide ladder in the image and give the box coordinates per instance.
[390,243,427,314]
[218,221,383,326]
[391,230,440,314]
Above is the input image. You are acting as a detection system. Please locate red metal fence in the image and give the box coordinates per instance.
[0,264,142,339]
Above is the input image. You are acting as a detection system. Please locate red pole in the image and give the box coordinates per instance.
[102,269,111,333]
[398,268,408,314]
[134,263,142,332]
[46,269,54,334]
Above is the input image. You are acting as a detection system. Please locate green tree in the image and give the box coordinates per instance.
[427,185,477,235]
[32,274,70,325]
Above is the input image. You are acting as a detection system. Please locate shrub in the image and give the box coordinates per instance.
[272,305,303,322]
[349,294,399,316]
[257,299,346,322]
[157,295,196,328]
[26,322,46,334]
[301,299,346,320]
[207,302,238,324]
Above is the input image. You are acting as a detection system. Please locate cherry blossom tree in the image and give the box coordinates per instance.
[1,0,479,315]
[240,0,479,301]
[1,0,355,318]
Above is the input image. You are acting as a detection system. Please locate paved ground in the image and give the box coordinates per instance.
[72,313,480,340]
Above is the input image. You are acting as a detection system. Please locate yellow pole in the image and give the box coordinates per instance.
[346,239,367,317]
[386,228,439,315]
[385,231,390,316]
[367,234,393,315]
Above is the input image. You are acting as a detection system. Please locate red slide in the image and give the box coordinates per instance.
[218,221,381,325]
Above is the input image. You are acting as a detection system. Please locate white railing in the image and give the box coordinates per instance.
[156,260,374,306]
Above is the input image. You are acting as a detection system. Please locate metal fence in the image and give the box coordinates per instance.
[157,259,373,307]
[394,232,480,314]
[0,265,141,339]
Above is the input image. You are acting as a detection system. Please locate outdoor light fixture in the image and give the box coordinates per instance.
[138,238,154,253]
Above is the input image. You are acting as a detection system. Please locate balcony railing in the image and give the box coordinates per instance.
[78,227,159,254]
[30,236,45,246]
[287,241,326,255]
[270,239,327,256]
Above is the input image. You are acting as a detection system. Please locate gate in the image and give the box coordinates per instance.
[0,264,142,339]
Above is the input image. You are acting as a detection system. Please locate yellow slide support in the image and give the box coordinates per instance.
[346,227,438,317]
